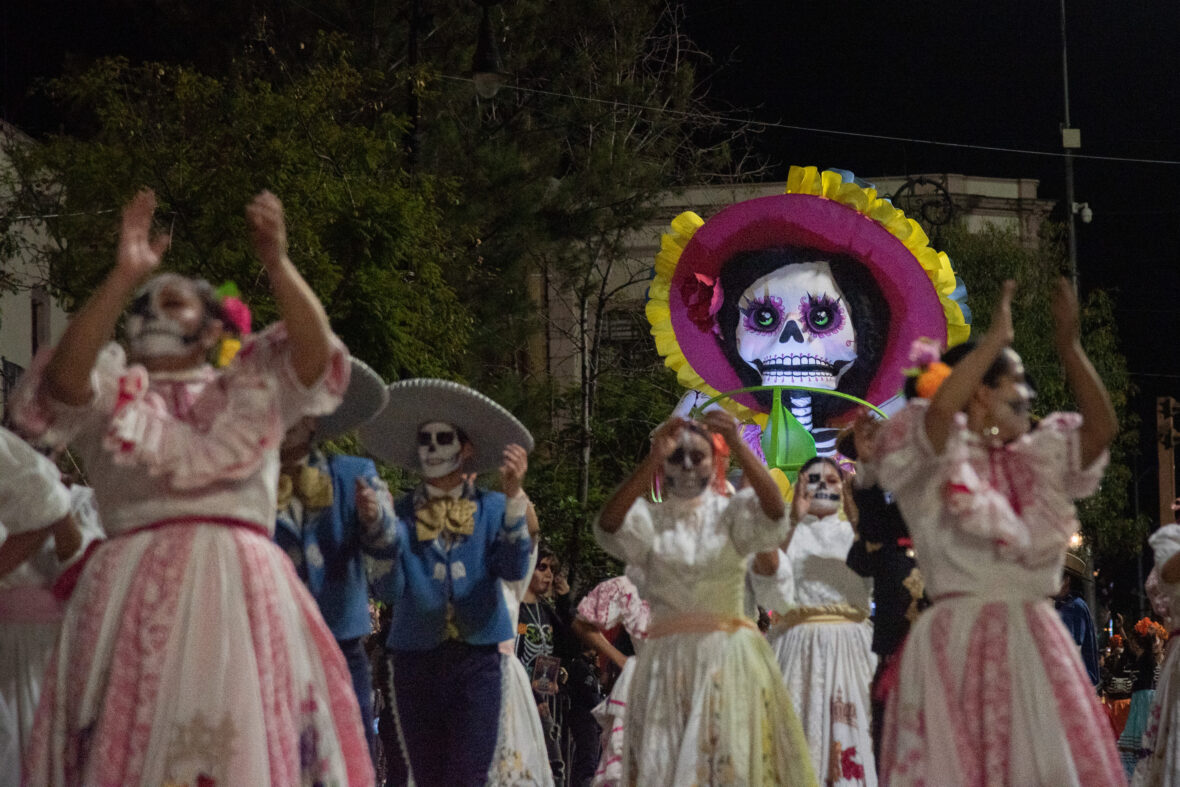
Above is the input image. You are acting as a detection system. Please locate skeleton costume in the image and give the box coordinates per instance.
[594,435,816,786]
[362,379,534,787]
[766,461,877,786]
[12,292,373,786]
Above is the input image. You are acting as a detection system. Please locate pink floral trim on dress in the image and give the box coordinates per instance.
[961,603,1012,782]
[576,575,650,640]
[1026,603,1125,785]
[245,531,372,785]
[92,524,197,784]
[11,323,350,493]
[877,403,1107,568]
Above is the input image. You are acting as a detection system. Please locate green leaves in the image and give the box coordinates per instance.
[2,51,470,381]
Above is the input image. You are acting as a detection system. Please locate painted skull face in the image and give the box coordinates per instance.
[735,262,856,390]
[417,421,463,479]
[125,274,209,361]
[663,428,714,500]
[804,461,843,517]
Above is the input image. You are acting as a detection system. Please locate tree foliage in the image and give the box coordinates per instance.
[1,48,470,381]
[941,221,1143,562]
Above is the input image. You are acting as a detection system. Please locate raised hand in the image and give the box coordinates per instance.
[648,418,686,462]
[701,409,740,448]
[1050,276,1081,348]
[356,478,380,525]
[989,279,1016,346]
[245,190,289,272]
[791,481,813,523]
[852,410,880,463]
[116,190,169,282]
[500,443,529,498]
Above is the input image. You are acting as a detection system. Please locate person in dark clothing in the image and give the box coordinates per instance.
[841,413,930,770]
[1054,553,1101,686]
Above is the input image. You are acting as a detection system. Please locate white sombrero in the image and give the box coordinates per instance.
[358,378,534,474]
[315,358,389,441]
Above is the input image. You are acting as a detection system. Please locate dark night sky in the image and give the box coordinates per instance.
[2,1,1178,534]
[678,1,1180,551]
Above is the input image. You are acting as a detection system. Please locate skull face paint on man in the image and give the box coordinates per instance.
[662,427,715,500]
[734,261,857,390]
[124,273,213,361]
[417,421,464,479]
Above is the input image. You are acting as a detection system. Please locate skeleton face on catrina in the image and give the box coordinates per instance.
[662,426,715,500]
[716,247,889,420]
[735,261,857,390]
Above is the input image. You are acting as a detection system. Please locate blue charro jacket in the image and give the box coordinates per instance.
[369,486,531,650]
[274,451,396,640]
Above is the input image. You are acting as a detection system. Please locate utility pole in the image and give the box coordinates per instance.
[1059,0,1081,292]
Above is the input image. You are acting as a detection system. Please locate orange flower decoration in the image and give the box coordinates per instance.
[1134,617,1168,639]
[915,362,952,399]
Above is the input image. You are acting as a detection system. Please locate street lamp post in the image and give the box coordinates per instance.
[1059,0,1081,292]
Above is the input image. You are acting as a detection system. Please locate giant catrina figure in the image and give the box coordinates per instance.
[647,166,971,466]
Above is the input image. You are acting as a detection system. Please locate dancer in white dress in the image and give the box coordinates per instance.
[0,479,103,766]
[595,410,816,786]
[766,455,877,785]
[489,504,555,787]
[12,190,373,786]
[0,426,75,787]
[1132,524,1180,786]
[572,573,650,787]
[874,279,1123,786]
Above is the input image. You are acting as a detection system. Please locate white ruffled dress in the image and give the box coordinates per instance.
[766,513,877,785]
[489,545,555,787]
[0,426,74,787]
[0,484,104,769]
[596,488,816,786]
[1132,525,1180,786]
[12,325,374,787]
[576,574,650,787]
[875,400,1124,786]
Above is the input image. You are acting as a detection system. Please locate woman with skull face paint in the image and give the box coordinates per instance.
[872,280,1124,786]
[595,410,816,786]
[760,454,877,785]
[11,190,373,786]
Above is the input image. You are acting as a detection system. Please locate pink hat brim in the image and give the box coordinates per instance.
[669,193,947,414]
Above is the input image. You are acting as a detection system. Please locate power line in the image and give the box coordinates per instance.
[442,74,1180,167]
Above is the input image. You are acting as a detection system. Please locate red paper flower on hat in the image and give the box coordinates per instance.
[681,273,725,334]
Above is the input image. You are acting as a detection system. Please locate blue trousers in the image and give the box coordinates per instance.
[338,636,376,759]
[392,641,502,787]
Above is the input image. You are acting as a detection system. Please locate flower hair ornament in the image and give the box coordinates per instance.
[902,337,950,400]
[1134,617,1168,640]
[214,282,252,367]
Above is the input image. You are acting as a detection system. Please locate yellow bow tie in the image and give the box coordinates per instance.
[416,497,477,542]
[277,465,335,510]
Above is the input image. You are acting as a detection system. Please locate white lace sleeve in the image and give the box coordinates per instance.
[0,427,70,534]
[725,487,791,555]
[748,549,795,614]
[595,497,656,567]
